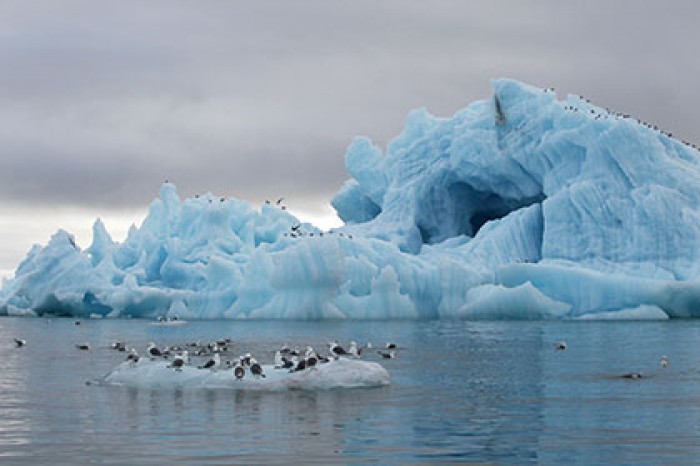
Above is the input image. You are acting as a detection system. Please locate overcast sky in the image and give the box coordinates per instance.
[0,0,698,276]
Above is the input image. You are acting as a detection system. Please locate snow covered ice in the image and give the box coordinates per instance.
[102,358,390,391]
[3,78,700,320]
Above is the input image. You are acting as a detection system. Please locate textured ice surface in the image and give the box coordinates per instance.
[102,358,390,391]
[3,79,700,319]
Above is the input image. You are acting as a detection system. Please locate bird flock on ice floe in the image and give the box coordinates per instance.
[10,323,400,382]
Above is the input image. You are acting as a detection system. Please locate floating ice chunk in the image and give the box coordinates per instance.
[101,358,390,391]
[576,304,669,320]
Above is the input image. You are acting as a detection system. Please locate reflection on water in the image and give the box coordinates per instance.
[0,317,699,464]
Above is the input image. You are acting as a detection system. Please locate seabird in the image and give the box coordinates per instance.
[291,358,307,372]
[169,352,188,371]
[74,320,81,326]
[147,342,163,358]
[276,197,285,205]
[621,372,643,379]
[661,355,669,368]
[385,342,397,350]
[250,358,265,378]
[199,352,221,371]
[329,341,347,357]
[13,338,27,347]
[76,343,90,351]
[126,348,139,363]
[378,350,396,359]
[234,364,245,380]
[111,341,126,352]
[554,341,567,350]
[348,341,360,357]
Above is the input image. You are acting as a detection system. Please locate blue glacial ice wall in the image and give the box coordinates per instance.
[3,78,700,320]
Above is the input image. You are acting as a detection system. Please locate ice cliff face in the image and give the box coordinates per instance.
[3,79,700,319]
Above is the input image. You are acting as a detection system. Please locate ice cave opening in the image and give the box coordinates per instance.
[416,181,545,245]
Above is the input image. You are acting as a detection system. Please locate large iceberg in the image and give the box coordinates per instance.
[3,79,700,320]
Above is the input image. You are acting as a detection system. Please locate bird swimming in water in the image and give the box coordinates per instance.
[13,338,26,348]
[554,341,567,350]
[378,350,396,359]
[76,343,90,351]
[234,364,245,380]
[385,342,397,350]
[661,355,669,368]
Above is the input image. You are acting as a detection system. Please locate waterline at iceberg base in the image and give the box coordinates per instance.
[3,79,700,320]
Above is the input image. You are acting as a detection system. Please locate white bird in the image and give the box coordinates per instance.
[348,341,360,357]
[661,355,669,368]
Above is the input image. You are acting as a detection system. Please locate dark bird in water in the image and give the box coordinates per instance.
[234,364,245,380]
[76,343,90,351]
[13,338,27,347]
[621,372,643,379]
[378,350,396,359]
[276,197,285,205]
[111,341,127,352]
[554,341,567,350]
[74,320,81,326]
[385,342,397,349]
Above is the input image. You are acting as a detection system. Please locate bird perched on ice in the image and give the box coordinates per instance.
[250,358,265,378]
[329,341,347,358]
[378,350,396,359]
[661,355,669,368]
[554,341,567,350]
[147,342,163,359]
[169,352,188,372]
[348,341,360,357]
[199,352,221,371]
[234,363,245,380]
[13,338,26,348]
[126,348,140,363]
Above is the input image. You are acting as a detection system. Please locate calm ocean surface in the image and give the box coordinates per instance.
[0,317,699,465]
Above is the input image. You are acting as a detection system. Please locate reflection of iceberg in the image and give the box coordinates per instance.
[102,358,390,391]
[3,79,700,319]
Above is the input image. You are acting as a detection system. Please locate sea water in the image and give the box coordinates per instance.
[0,317,699,464]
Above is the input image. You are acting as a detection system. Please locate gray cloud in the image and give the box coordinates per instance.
[0,0,698,214]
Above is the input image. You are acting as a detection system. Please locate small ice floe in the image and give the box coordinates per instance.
[150,316,187,326]
[100,358,390,391]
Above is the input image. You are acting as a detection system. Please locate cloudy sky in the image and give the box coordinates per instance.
[0,1,697,276]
